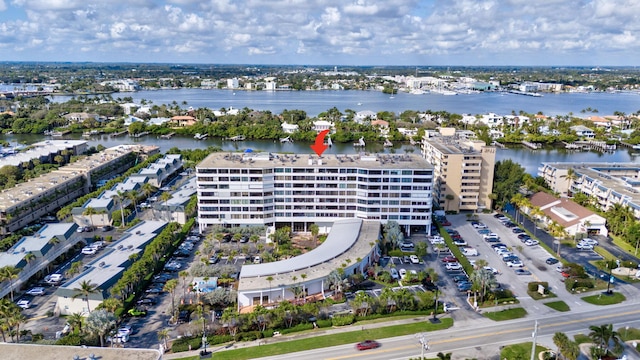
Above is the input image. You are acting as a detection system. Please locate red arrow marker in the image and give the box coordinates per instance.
[310,129,330,156]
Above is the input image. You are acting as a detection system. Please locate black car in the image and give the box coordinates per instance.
[512,228,525,234]
[240,235,250,243]
[517,233,531,240]
[177,310,191,324]
[452,274,469,283]
[137,298,157,306]
[545,258,559,265]
[503,222,517,228]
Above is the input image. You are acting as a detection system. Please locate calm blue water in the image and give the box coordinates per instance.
[52,88,640,118]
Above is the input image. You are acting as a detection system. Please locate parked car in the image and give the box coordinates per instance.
[512,228,525,234]
[462,247,478,256]
[399,268,407,279]
[429,236,445,245]
[445,262,463,271]
[136,298,157,306]
[17,299,31,310]
[472,222,487,229]
[545,258,559,265]
[390,268,399,280]
[356,340,381,351]
[517,233,531,240]
[506,260,524,268]
[576,242,594,250]
[127,307,147,317]
[409,255,420,264]
[118,325,134,337]
[515,269,532,275]
[477,228,491,235]
[81,246,97,255]
[525,239,539,246]
[452,274,469,283]
[45,273,63,285]
[441,255,458,263]
[453,239,468,246]
[26,287,46,296]
[581,238,598,246]
[457,282,473,291]
[177,310,191,324]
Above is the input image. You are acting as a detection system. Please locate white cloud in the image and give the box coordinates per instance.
[1,0,640,65]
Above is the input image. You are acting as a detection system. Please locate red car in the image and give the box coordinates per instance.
[441,256,458,263]
[356,340,381,351]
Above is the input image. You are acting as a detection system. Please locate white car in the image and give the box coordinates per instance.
[472,223,487,229]
[581,238,598,246]
[577,243,594,250]
[400,241,415,249]
[462,247,478,256]
[506,260,524,268]
[483,266,499,275]
[26,287,46,296]
[81,246,97,255]
[399,268,407,279]
[483,233,499,240]
[409,255,420,264]
[429,236,445,245]
[445,262,463,271]
[117,325,133,337]
[17,299,31,310]
[45,273,63,284]
[525,239,539,246]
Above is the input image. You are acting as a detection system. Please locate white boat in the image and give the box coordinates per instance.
[357,102,363,106]
[280,136,293,143]
[194,133,208,140]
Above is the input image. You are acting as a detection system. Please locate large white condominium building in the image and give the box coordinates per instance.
[196,152,434,235]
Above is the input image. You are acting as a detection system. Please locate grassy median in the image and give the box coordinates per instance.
[174,318,453,360]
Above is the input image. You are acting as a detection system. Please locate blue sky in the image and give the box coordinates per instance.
[0,0,638,66]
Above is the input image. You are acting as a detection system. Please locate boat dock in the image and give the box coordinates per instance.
[491,141,505,149]
[227,135,246,141]
[111,130,128,137]
[160,132,176,139]
[562,142,583,150]
[576,140,617,152]
[132,131,150,138]
[521,141,542,150]
[619,141,640,151]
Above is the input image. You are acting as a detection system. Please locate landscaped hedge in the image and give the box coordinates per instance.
[171,336,202,353]
[528,282,549,293]
[331,314,355,326]
[567,278,595,291]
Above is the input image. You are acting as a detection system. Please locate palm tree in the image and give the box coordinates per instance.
[589,323,619,356]
[157,328,170,352]
[72,280,99,313]
[7,311,26,343]
[160,191,173,222]
[0,298,18,342]
[445,194,455,212]
[553,332,569,359]
[179,270,189,298]
[85,309,116,347]
[436,352,452,360]
[111,191,126,228]
[23,252,36,265]
[309,223,319,247]
[0,266,20,302]
[560,168,578,196]
[164,279,178,318]
[470,268,497,303]
[141,182,157,199]
[530,206,545,237]
[98,298,121,313]
[127,189,140,216]
[82,206,97,230]
[67,312,85,334]
[266,276,274,304]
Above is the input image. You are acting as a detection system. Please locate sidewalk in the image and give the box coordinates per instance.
[162,314,458,359]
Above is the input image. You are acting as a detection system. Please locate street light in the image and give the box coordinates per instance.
[415,333,429,359]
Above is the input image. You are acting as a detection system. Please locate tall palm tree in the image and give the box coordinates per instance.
[163,279,178,318]
[7,311,26,343]
[98,298,121,313]
[309,223,319,248]
[72,280,99,313]
[141,182,157,199]
[560,168,578,196]
[127,189,140,216]
[266,276,274,303]
[111,191,126,228]
[0,298,18,342]
[82,206,97,230]
[157,328,170,352]
[553,332,569,359]
[589,323,619,356]
[0,266,20,302]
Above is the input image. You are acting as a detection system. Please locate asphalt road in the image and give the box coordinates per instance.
[256,304,640,360]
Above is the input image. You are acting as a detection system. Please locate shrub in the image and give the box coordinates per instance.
[569,279,594,291]
[279,323,314,334]
[528,282,549,293]
[235,331,263,341]
[316,319,332,328]
[171,336,202,353]
[261,329,274,338]
[55,334,83,346]
[331,314,355,326]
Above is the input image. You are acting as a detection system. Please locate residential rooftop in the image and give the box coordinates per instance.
[198,152,432,170]
[238,218,379,291]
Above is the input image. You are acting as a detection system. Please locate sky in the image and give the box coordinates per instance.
[0,0,638,66]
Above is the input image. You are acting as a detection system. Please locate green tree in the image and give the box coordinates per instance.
[71,280,99,313]
[163,279,179,318]
[309,223,319,247]
[493,159,526,209]
[82,206,97,230]
[160,191,173,222]
[0,266,19,302]
[158,328,170,352]
[111,191,127,228]
[85,309,116,347]
[67,312,85,334]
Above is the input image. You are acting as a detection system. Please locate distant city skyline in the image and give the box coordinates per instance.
[0,1,638,66]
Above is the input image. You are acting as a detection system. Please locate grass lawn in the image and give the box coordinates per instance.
[582,291,626,305]
[483,307,527,321]
[500,342,549,359]
[573,333,592,344]
[173,318,453,360]
[543,300,570,312]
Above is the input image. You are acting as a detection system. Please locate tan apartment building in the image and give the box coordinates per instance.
[422,128,496,212]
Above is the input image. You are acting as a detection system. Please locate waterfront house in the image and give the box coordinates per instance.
[312,120,334,132]
[281,122,299,134]
[63,112,100,124]
[570,125,595,138]
[354,110,377,124]
[170,115,197,127]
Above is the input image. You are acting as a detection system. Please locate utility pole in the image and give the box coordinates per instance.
[415,333,429,359]
[530,320,538,360]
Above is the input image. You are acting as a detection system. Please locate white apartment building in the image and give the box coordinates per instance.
[539,162,640,220]
[227,78,239,89]
[196,152,434,235]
